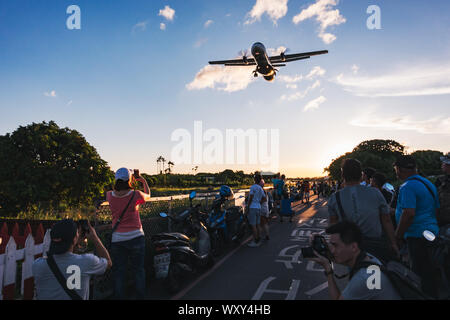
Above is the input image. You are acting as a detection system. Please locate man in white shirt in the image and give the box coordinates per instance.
[33,219,112,300]
[246,173,266,247]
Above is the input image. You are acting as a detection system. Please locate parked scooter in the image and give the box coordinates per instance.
[206,186,250,257]
[423,225,450,299]
[151,191,214,293]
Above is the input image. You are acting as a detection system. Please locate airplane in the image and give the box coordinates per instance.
[208,42,328,81]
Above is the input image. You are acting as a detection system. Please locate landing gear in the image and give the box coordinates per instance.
[253,71,258,78]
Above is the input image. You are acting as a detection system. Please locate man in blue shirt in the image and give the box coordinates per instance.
[272,174,286,221]
[394,155,440,298]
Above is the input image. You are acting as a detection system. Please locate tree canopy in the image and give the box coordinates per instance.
[324,139,443,183]
[411,150,444,176]
[0,121,114,216]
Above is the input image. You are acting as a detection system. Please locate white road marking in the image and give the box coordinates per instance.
[252,276,301,300]
[275,245,303,269]
[305,281,328,296]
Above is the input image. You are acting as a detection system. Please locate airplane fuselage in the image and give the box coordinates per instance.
[251,42,276,80]
[208,42,328,82]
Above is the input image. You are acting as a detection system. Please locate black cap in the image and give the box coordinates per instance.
[48,219,78,255]
[393,155,416,169]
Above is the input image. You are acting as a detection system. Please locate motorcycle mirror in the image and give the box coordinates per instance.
[159,212,168,218]
[190,191,197,200]
[423,230,435,242]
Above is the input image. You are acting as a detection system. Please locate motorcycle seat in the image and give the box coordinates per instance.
[151,232,190,242]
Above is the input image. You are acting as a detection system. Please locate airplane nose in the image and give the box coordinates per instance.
[252,42,264,56]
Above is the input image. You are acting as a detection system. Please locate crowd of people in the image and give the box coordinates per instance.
[309,153,450,300]
[31,152,450,300]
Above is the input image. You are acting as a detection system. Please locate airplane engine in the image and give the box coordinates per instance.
[263,75,275,82]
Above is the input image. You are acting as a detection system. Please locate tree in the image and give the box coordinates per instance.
[167,161,174,174]
[217,169,236,184]
[353,139,404,156]
[0,121,114,216]
[161,157,166,174]
[157,156,164,174]
[324,139,407,182]
[411,150,444,176]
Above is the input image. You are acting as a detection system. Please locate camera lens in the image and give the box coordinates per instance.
[301,247,315,258]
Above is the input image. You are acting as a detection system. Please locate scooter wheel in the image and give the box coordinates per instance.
[206,255,215,269]
[211,232,224,257]
[166,265,181,294]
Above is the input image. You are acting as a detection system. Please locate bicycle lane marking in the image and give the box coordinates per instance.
[251,196,331,300]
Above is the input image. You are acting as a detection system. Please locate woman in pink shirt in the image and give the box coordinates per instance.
[106,167,151,299]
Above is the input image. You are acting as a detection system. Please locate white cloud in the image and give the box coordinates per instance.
[303,95,326,111]
[279,65,324,93]
[186,65,255,92]
[245,0,289,25]
[292,0,346,44]
[335,63,450,97]
[351,64,359,75]
[159,5,175,21]
[194,38,208,48]
[350,114,450,135]
[318,32,336,44]
[281,91,307,101]
[160,23,166,31]
[204,20,214,28]
[132,20,148,33]
[267,46,288,56]
[306,66,326,79]
[279,74,303,84]
[44,90,56,97]
[281,80,321,101]
[310,79,321,89]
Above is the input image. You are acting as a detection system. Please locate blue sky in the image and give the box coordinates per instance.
[1,0,449,177]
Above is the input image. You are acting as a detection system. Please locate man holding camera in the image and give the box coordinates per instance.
[307,221,401,300]
[328,158,399,263]
[32,219,112,300]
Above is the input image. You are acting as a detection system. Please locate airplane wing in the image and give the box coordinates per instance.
[209,58,256,66]
[269,50,328,63]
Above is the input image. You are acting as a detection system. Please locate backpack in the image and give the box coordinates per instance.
[354,259,433,300]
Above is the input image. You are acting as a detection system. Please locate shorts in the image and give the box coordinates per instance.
[260,208,270,218]
[248,208,261,226]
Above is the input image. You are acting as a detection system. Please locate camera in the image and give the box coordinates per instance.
[301,235,332,261]
[78,219,90,236]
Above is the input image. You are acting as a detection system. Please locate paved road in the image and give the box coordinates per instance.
[146,194,348,300]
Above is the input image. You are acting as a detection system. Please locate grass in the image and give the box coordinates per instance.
[150,185,252,197]
[0,185,252,221]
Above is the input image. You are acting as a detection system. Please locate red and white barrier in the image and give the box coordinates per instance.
[0,222,51,300]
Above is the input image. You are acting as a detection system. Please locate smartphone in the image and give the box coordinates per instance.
[79,219,90,235]
[133,169,140,179]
